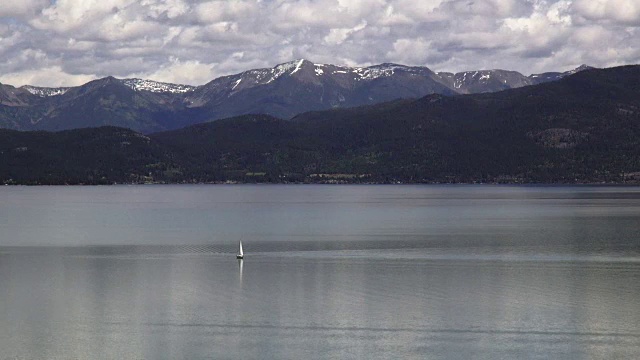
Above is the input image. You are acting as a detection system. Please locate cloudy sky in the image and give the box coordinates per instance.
[0,0,638,87]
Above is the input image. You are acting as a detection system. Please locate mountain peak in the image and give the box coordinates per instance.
[275,58,310,67]
[101,76,119,82]
[272,59,313,76]
[229,59,316,87]
[571,64,594,73]
[85,76,122,87]
[371,62,407,68]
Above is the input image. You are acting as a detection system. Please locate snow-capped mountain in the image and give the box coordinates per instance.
[435,65,594,94]
[529,65,594,85]
[0,60,595,133]
[436,69,533,94]
[184,59,455,119]
[228,59,435,86]
[20,79,195,98]
[210,59,439,90]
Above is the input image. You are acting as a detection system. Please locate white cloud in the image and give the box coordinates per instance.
[0,0,48,18]
[195,1,258,23]
[31,0,136,34]
[573,0,640,25]
[380,1,444,24]
[547,1,572,26]
[387,38,436,64]
[0,66,95,87]
[66,38,97,52]
[324,21,367,45]
[128,57,216,85]
[142,0,190,19]
[439,0,531,18]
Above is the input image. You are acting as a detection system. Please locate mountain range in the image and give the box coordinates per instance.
[0,60,591,133]
[2,65,639,185]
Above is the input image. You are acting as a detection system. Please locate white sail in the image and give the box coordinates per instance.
[238,241,244,257]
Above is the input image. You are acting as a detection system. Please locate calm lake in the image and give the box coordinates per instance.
[1,185,640,359]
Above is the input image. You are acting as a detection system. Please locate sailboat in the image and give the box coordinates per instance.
[236,241,244,259]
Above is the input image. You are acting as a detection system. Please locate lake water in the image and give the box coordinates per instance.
[1,185,639,359]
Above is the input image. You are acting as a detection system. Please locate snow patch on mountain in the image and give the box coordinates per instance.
[232,78,242,90]
[354,65,397,80]
[352,64,429,81]
[265,60,304,83]
[22,85,70,97]
[121,78,195,93]
[566,64,592,75]
[291,59,305,74]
